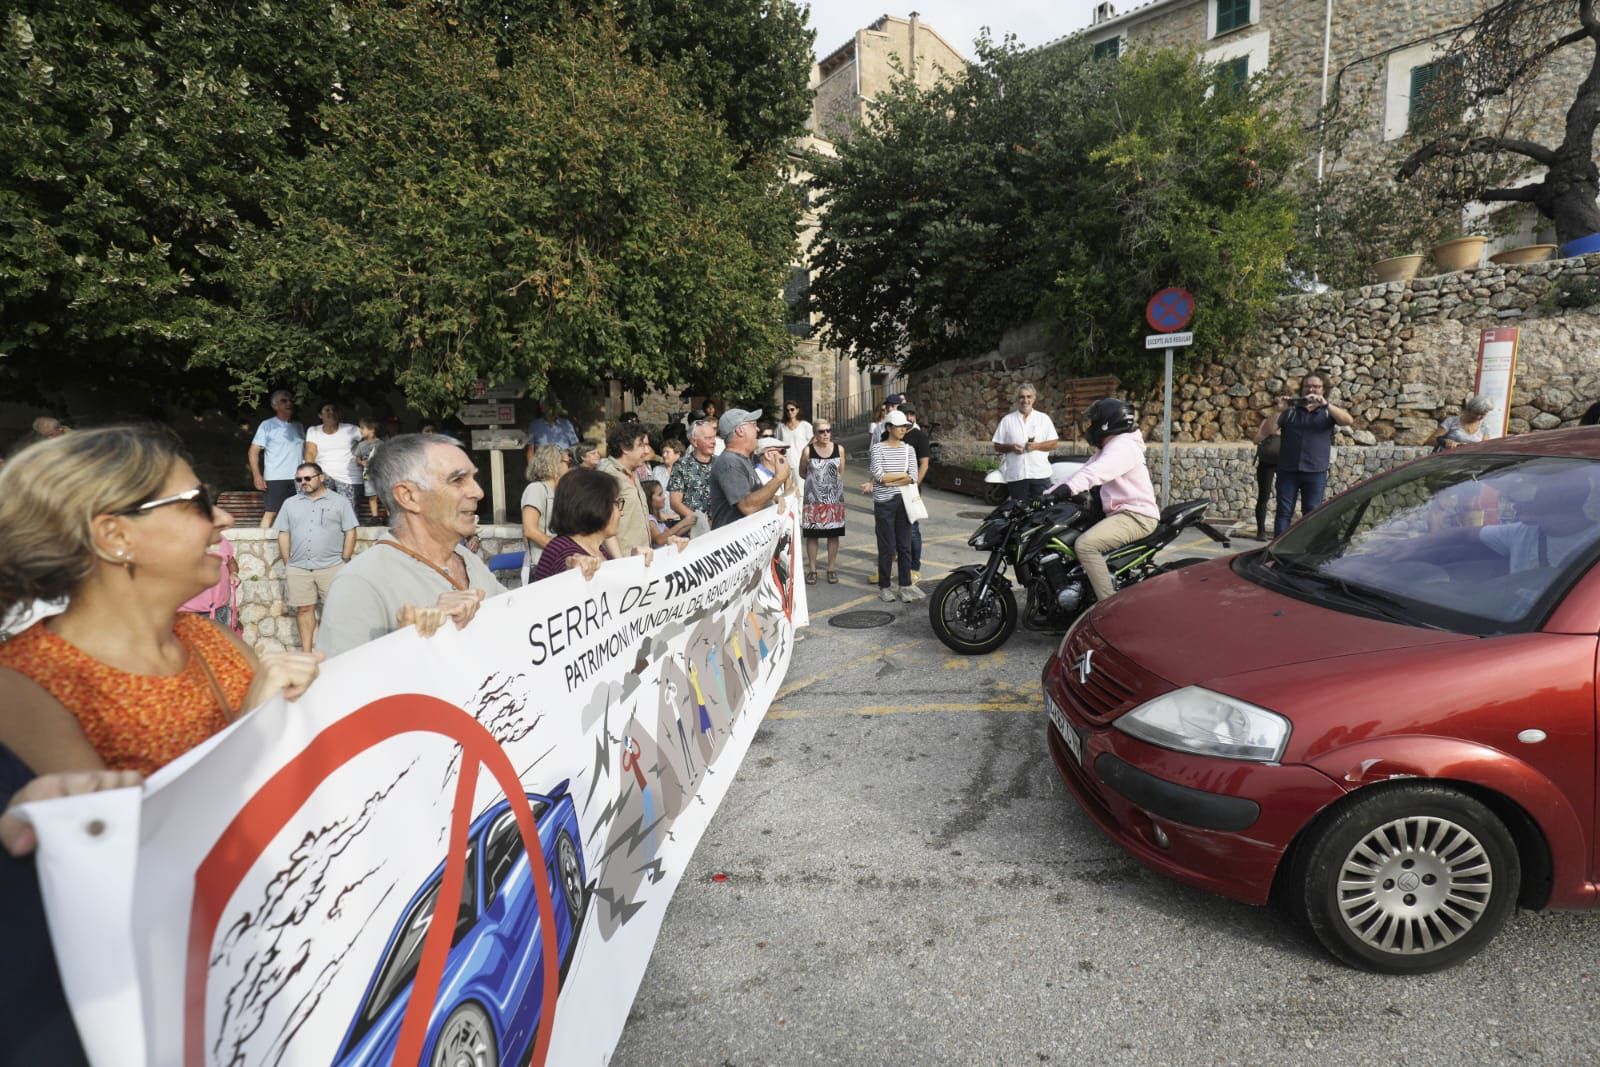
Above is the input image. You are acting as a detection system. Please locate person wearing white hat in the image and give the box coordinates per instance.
[867,409,923,603]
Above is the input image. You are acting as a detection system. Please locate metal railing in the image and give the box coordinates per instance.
[830,375,908,433]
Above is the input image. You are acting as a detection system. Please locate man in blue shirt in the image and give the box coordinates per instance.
[1257,373,1353,536]
[248,390,306,527]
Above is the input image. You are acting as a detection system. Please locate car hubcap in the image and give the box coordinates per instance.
[560,837,584,909]
[1335,815,1493,954]
[436,1013,492,1067]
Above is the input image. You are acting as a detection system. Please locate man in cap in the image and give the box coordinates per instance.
[709,408,792,529]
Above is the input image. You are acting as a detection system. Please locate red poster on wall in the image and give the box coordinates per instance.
[1473,327,1519,438]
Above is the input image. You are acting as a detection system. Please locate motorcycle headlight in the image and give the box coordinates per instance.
[969,521,999,550]
[1114,686,1290,763]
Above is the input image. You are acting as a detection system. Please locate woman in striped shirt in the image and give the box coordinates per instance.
[868,411,924,603]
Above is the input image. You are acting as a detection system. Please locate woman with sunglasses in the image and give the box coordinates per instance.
[799,421,846,584]
[0,426,321,777]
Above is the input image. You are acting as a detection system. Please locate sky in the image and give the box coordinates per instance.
[802,0,1107,63]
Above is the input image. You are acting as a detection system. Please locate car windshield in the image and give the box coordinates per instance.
[1244,452,1600,635]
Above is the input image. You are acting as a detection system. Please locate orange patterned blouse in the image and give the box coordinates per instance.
[0,614,253,775]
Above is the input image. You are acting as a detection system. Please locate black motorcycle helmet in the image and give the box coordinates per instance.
[1084,398,1136,448]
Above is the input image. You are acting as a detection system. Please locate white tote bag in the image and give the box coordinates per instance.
[899,483,928,523]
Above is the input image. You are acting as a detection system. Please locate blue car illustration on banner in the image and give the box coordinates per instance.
[333,783,588,1066]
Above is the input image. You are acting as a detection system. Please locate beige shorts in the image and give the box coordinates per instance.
[286,564,342,607]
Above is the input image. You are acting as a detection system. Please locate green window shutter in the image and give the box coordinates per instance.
[1409,57,1462,131]
[1215,0,1251,34]
[1217,55,1249,96]
[1092,37,1121,61]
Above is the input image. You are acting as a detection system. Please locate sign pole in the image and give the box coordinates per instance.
[489,442,507,525]
[1144,286,1195,512]
[1164,350,1177,508]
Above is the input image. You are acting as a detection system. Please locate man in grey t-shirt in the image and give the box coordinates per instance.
[709,408,791,529]
[273,463,358,650]
[319,434,502,657]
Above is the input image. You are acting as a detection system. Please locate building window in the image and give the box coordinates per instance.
[1092,37,1121,61]
[1409,57,1464,133]
[1216,55,1249,96]
[785,265,811,338]
[1214,0,1252,35]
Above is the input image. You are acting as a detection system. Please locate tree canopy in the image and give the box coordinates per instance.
[0,0,812,414]
[197,8,797,414]
[806,39,1305,388]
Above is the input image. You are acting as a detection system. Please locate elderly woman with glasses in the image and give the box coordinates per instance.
[0,425,321,778]
[800,421,846,584]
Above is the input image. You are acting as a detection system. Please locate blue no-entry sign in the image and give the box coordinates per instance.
[1145,287,1194,333]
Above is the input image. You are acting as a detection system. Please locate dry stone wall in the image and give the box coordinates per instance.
[228,525,524,655]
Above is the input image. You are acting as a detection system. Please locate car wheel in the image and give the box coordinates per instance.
[557,832,586,925]
[1292,784,1519,974]
[431,1001,497,1067]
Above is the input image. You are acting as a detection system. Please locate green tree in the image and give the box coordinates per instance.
[197,8,796,415]
[1038,49,1304,382]
[1,0,809,412]
[0,2,346,408]
[808,40,1304,388]
[439,0,814,159]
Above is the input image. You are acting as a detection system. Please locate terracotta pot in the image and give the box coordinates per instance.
[1372,254,1424,283]
[1488,243,1556,265]
[1431,235,1488,273]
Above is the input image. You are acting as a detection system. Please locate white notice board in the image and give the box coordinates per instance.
[1473,327,1519,439]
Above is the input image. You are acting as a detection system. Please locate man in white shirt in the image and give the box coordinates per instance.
[991,382,1060,501]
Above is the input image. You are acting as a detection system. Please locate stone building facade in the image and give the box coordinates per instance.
[911,253,1600,517]
[1055,0,1593,248]
[810,14,968,145]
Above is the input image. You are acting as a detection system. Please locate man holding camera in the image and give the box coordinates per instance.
[1255,373,1352,537]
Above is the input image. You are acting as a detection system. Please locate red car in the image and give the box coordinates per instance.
[1045,429,1600,973]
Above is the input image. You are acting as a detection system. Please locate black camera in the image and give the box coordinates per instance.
[1288,396,1312,408]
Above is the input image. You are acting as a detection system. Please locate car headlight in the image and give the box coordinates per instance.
[1114,686,1290,762]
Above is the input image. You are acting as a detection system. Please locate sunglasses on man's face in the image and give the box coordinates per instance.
[296,474,321,483]
[116,484,216,519]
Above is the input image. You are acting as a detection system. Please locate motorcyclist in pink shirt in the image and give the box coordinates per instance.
[1049,399,1160,603]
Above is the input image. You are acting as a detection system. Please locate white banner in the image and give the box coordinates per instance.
[24,509,805,1067]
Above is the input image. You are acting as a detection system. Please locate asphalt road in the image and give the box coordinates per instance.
[613,483,1600,1066]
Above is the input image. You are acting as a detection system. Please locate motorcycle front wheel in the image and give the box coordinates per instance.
[929,565,1018,654]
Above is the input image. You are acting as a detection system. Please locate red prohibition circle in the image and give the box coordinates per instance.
[183,693,563,1067]
[1145,287,1194,333]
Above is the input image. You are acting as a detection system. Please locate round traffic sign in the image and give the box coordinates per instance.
[1146,287,1194,333]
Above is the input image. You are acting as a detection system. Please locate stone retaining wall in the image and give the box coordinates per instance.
[227,525,524,654]
[933,441,1431,524]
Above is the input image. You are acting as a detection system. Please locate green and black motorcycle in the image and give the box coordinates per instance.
[928,491,1231,654]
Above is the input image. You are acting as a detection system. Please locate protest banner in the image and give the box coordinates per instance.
[23,508,805,1066]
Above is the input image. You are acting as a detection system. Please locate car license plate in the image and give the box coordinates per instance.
[1046,692,1084,764]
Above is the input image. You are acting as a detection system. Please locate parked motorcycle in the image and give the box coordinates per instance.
[928,492,1232,654]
